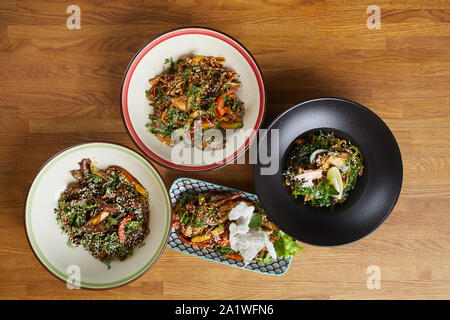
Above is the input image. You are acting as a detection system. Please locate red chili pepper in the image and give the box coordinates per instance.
[215,191,244,204]
[118,214,134,244]
[226,253,243,261]
[216,239,230,247]
[177,232,213,248]
[214,89,237,117]
[172,219,181,229]
[177,232,192,245]
[194,242,213,249]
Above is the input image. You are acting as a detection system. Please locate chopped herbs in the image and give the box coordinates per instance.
[145,55,244,148]
[54,158,150,267]
[173,191,302,264]
[248,212,263,229]
[285,132,364,209]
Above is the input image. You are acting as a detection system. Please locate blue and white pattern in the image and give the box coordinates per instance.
[167,178,292,275]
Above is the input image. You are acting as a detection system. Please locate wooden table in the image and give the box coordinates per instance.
[1,0,449,300]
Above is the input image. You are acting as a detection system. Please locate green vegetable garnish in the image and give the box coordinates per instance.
[274,231,303,259]
[257,250,273,266]
[285,132,363,209]
[248,212,263,229]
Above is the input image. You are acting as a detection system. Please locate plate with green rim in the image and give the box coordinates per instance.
[24,142,171,289]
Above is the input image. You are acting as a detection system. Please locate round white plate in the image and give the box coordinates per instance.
[121,27,266,171]
[25,142,171,289]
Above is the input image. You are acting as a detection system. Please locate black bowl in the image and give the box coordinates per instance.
[253,98,403,246]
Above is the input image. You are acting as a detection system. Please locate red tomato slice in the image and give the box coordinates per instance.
[118,214,134,244]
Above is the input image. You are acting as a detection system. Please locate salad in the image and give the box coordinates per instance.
[284,131,364,209]
[145,55,244,148]
[55,158,150,268]
[172,191,302,266]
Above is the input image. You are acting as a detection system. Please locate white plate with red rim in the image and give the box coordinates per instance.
[24,142,171,289]
[121,27,266,171]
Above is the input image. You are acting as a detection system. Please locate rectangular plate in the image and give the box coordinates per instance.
[167,177,292,276]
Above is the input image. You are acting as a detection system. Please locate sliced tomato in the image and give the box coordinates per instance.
[214,88,237,117]
[172,219,181,229]
[118,214,134,244]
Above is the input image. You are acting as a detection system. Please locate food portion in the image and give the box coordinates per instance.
[284,131,364,208]
[55,158,150,268]
[172,192,302,266]
[145,55,244,148]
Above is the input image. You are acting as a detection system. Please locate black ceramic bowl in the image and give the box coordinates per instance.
[253,98,402,246]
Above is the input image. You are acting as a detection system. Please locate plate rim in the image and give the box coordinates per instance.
[253,97,403,246]
[120,26,266,172]
[23,141,172,290]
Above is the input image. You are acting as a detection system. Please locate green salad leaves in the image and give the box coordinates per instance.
[273,231,303,260]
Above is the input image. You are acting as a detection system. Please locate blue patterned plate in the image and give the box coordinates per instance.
[167,178,293,275]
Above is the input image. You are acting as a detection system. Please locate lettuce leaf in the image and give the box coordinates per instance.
[274,231,303,259]
[257,250,273,266]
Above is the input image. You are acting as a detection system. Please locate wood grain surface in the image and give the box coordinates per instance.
[1,0,449,300]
